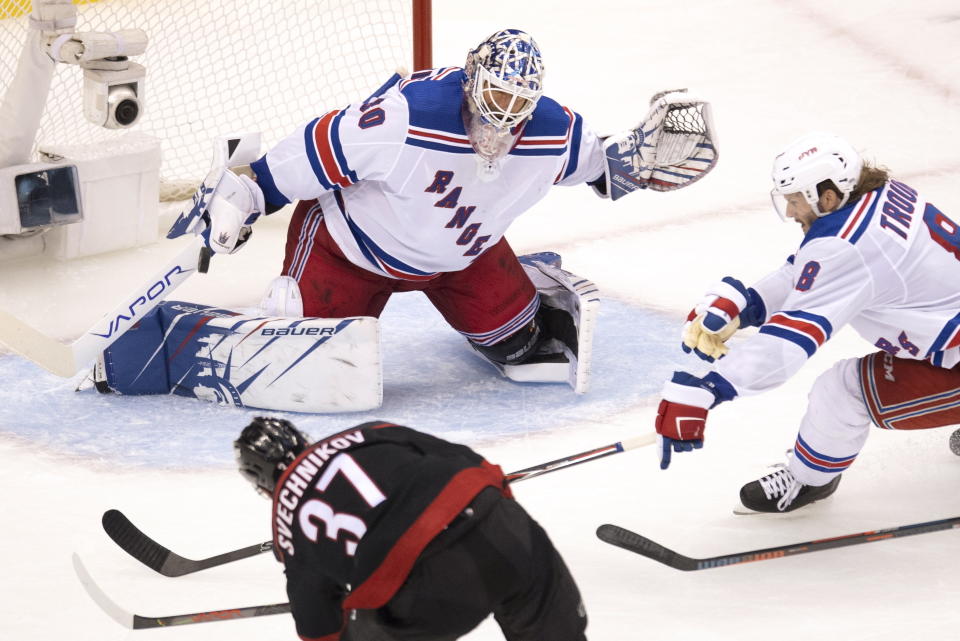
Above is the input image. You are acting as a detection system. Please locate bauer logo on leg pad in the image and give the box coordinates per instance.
[102,302,382,412]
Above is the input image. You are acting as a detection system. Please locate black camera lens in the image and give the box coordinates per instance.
[114,98,140,126]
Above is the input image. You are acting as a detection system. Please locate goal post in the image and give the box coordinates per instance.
[0,0,433,201]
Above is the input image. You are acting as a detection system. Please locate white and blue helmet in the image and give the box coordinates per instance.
[770,132,863,219]
[465,29,544,130]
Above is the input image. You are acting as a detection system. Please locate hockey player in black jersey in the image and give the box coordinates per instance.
[234,417,588,641]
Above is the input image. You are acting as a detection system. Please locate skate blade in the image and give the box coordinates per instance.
[732,497,834,517]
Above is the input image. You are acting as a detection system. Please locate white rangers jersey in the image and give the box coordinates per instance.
[250,68,604,280]
[717,179,960,396]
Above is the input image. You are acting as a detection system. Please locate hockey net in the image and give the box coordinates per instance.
[0,0,422,201]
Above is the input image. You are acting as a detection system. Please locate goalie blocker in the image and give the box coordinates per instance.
[88,301,381,413]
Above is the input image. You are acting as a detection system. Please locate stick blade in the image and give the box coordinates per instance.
[102,509,186,576]
[0,310,78,377]
[596,524,699,571]
[72,553,134,629]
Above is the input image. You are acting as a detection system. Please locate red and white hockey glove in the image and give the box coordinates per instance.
[655,371,736,470]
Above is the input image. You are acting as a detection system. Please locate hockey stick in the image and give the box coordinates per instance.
[0,134,261,378]
[596,515,960,571]
[72,553,289,630]
[102,432,658,578]
[101,509,272,578]
[504,432,656,482]
[0,235,205,377]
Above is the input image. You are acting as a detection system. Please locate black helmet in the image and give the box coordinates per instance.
[234,417,311,497]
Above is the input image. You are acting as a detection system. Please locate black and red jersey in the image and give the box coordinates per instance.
[270,421,510,641]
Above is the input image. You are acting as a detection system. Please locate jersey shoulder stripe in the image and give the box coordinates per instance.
[839,189,879,244]
[554,109,584,182]
[305,110,357,190]
[398,66,460,91]
[399,69,471,154]
[759,310,833,357]
[401,68,468,134]
[800,188,881,249]
[406,126,474,154]
[523,96,575,138]
[512,97,573,158]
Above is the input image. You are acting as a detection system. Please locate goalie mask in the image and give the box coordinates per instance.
[464,29,544,161]
[234,417,311,497]
[770,132,863,220]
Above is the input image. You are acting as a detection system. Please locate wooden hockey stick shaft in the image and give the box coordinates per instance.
[505,432,657,482]
[0,235,205,377]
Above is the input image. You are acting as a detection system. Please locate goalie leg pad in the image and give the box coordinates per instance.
[97,301,381,412]
[474,253,600,394]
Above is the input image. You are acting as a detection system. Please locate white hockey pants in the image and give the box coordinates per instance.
[787,358,872,486]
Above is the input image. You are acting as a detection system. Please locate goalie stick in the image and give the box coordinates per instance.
[0,235,205,377]
[596,515,960,571]
[102,432,657,578]
[0,133,260,378]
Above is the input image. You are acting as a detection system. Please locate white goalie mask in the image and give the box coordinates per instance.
[464,29,544,162]
[770,132,863,220]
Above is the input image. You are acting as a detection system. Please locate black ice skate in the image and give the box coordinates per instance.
[739,465,841,513]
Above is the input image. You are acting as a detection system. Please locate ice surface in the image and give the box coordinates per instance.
[2,1,959,640]
[0,297,683,467]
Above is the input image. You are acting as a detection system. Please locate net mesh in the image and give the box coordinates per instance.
[663,103,707,136]
[0,0,413,200]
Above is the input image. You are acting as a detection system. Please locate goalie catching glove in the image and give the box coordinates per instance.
[601,89,718,200]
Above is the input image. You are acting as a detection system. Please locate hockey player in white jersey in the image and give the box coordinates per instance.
[653,132,960,512]
[197,28,718,394]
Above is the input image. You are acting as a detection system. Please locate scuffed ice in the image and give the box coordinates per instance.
[0,295,684,468]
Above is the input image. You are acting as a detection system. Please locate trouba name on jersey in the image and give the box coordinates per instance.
[273,429,368,558]
[260,326,337,336]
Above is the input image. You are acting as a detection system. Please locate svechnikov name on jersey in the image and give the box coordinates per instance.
[272,429,369,558]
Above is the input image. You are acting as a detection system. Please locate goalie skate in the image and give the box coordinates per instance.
[473,252,600,394]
